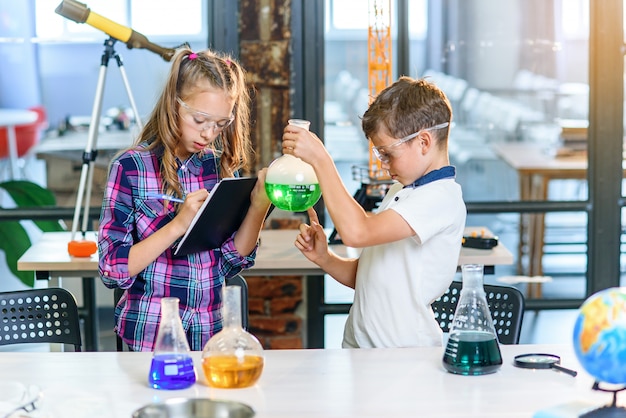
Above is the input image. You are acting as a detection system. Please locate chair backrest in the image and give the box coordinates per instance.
[431,281,525,344]
[0,287,82,351]
[225,274,249,331]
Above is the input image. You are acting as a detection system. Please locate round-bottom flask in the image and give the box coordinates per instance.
[265,119,322,212]
[202,285,264,388]
[149,297,197,390]
[442,264,503,376]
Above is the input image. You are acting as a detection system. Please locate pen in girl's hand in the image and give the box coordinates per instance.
[146,192,185,203]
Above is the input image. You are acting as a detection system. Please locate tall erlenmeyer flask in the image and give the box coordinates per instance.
[201,285,264,388]
[442,264,503,375]
[148,297,197,389]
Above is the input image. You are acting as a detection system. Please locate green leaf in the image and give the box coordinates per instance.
[0,181,64,232]
[0,180,66,287]
[0,221,35,287]
[34,219,65,233]
[0,180,57,207]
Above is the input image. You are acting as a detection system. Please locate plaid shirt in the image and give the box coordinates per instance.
[98,143,256,351]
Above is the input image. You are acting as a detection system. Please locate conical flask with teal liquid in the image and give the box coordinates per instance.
[265,119,321,212]
[442,264,503,375]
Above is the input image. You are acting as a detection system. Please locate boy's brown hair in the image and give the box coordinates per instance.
[361,76,452,147]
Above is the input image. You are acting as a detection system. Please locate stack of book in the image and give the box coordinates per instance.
[558,119,588,152]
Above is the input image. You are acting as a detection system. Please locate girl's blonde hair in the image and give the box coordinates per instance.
[136,47,252,200]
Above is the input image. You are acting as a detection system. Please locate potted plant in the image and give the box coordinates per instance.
[0,180,65,287]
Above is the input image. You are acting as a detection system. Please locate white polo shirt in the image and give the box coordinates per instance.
[342,177,466,348]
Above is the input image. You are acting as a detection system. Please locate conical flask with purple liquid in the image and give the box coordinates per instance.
[148,297,197,389]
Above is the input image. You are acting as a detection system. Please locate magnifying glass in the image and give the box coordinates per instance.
[514,353,578,377]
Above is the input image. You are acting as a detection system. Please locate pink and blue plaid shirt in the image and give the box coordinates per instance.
[98,143,256,351]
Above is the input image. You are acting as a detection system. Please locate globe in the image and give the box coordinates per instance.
[573,287,626,385]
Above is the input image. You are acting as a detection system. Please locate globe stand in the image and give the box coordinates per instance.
[580,382,626,417]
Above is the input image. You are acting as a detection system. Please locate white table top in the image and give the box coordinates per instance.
[491,142,588,174]
[0,344,617,418]
[18,228,513,277]
[34,130,136,154]
[0,108,37,127]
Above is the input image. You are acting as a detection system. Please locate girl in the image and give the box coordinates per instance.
[98,47,271,351]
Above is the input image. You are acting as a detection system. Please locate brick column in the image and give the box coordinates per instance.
[239,0,292,170]
[246,275,304,349]
[239,0,307,349]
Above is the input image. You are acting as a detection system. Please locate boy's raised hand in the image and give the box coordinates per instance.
[282,123,328,167]
[295,207,329,264]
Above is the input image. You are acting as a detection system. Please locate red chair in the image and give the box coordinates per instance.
[0,105,47,157]
[0,106,47,178]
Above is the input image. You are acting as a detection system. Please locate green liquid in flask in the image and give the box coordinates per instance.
[265,182,321,212]
[442,330,502,375]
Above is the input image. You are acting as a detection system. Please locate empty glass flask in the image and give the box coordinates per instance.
[265,119,322,212]
[202,285,264,388]
[442,264,503,375]
[148,297,197,390]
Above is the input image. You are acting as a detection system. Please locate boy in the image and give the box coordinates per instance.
[284,76,466,348]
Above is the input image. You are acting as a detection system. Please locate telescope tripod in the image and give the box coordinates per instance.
[69,36,143,253]
[66,37,143,351]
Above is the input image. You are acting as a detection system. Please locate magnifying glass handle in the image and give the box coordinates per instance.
[552,364,578,377]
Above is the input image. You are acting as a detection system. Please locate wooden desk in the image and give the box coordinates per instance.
[492,142,589,297]
[18,228,512,351]
[0,345,616,417]
[0,108,38,179]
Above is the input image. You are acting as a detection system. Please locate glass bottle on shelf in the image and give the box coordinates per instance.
[201,285,264,388]
[265,119,322,212]
[442,264,503,375]
[148,297,197,390]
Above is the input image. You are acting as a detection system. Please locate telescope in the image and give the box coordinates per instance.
[55,0,175,62]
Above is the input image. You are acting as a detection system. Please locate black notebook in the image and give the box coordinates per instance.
[174,177,257,256]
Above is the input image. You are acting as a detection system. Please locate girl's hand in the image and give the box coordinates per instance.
[171,188,209,236]
[295,207,329,264]
[250,168,272,211]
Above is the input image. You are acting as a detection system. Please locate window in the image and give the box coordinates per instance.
[328,0,368,31]
[561,0,589,40]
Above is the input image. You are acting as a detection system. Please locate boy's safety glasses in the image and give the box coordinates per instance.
[371,122,449,164]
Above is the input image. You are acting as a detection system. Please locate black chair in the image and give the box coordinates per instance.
[431,280,525,344]
[114,274,249,351]
[0,287,82,351]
